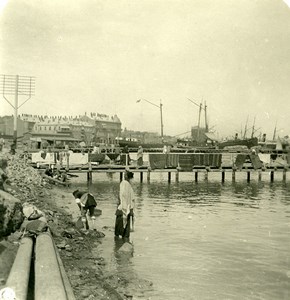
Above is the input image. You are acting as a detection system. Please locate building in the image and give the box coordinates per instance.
[82,113,122,144]
[0,115,34,149]
[21,113,121,148]
[0,113,122,150]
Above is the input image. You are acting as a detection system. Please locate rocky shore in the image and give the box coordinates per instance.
[0,153,153,300]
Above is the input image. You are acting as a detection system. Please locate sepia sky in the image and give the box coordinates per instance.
[0,0,290,139]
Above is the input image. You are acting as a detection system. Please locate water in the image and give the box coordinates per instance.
[70,172,290,299]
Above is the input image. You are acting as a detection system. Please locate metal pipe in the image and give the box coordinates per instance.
[4,237,33,300]
[52,235,76,300]
[35,233,67,300]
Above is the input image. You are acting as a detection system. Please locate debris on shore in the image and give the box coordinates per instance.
[0,153,153,299]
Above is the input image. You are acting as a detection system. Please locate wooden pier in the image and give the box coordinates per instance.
[65,165,289,183]
[32,151,290,183]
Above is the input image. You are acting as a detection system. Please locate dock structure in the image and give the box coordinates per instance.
[32,152,290,183]
[63,164,289,183]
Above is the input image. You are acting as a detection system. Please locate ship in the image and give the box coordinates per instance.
[217,137,258,150]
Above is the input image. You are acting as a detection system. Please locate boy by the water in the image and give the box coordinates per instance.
[73,189,97,230]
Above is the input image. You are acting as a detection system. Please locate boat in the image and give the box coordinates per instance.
[218,137,258,150]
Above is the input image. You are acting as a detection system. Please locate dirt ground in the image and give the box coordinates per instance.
[0,184,153,300]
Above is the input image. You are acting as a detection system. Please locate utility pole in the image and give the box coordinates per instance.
[0,74,35,148]
[137,98,164,142]
[204,100,208,132]
[159,99,164,141]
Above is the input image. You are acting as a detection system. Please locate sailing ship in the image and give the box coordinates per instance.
[218,116,259,150]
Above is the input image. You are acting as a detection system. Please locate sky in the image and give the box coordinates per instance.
[0,0,290,140]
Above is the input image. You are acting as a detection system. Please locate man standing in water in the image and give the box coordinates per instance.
[115,170,135,240]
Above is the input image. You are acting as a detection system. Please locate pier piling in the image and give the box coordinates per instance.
[221,171,225,183]
[270,171,274,182]
[140,172,143,183]
[232,170,236,182]
[283,169,287,181]
[195,171,198,182]
[175,170,179,182]
[147,170,150,182]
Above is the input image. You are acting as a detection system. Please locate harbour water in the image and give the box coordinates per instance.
[71,172,290,299]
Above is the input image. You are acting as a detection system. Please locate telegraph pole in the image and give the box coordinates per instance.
[0,74,35,148]
[160,99,164,141]
[14,75,19,143]
[137,98,164,142]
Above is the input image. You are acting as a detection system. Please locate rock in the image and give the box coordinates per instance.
[22,202,44,219]
[65,244,73,251]
[71,270,82,277]
[94,231,105,238]
[0,240,18,283]
[0,190,24,237]
[80,289,92,298]
[94,208,102,216]
[56,241,67,249]
[65,227,76,234]
[84,295,95,300]
[124,293,133,299]
[7,231,23,242]
[117,242,133,253]
[61,231,73,238]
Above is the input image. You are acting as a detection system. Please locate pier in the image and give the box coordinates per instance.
[32,151,290,184]
[65,165,289,183]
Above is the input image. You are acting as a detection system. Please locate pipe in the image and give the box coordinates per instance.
[52,234,76,300]
[35,233,67,300]
[4,237,33,300]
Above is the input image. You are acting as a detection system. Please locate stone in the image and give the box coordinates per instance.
[7,231,23,242]
[56,241,67,249]
[65,244,73,251]
[80,289,92,298]
[117,242,133,253]
[0,190,24,237]
[0,240,18,283]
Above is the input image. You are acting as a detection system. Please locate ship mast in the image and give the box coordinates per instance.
[204,100,209,132]
[243,115,249,139]
[272,121,277,141]
[197,102,203,140]
[251,116,256,138]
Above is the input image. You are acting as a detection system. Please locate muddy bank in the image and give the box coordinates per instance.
[42,186,154,300]
[0,153,153,299]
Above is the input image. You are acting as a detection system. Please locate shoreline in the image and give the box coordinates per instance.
[1,183,153,300]
[34,185,129,300]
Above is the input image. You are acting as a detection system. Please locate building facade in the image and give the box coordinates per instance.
[0,113,122,149]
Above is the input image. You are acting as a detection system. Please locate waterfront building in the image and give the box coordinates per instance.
[0,116,34,148]
[84,113,122,144]
[0,113,122,149]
